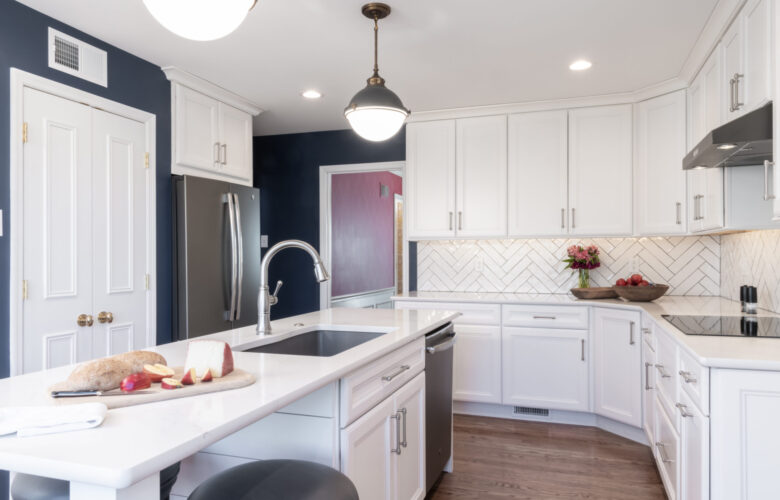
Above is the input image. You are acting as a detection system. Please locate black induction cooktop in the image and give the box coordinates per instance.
[662,315,780,338]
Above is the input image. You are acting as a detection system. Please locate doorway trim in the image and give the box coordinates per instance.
[318,161,405,310]
[9,69,157,376]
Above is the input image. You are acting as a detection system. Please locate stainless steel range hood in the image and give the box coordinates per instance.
[682,102,772,170]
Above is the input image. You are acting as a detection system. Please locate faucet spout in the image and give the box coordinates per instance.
[257,240,330,335]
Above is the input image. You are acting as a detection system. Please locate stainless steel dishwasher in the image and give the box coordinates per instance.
[425,322,456,492]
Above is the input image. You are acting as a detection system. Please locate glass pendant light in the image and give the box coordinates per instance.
[143,0,257,41]
[344,3,410,142]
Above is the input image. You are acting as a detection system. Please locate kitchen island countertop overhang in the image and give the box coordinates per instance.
[0,307,459,491]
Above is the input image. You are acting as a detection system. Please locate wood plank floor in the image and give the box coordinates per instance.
[427,415,667,499]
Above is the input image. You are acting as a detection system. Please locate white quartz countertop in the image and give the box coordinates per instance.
[0,308,458,489]
[394,291,780,371]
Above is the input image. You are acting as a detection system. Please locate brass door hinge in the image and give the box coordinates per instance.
[145,274,150,290]
[22,122,28,143]
[144,152,150,169]
[22,280,28,300]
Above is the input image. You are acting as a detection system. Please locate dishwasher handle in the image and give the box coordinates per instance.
[426,337,456,354]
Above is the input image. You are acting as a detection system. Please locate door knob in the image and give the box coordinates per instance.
[77,314,94,327]
[97,311,114,324]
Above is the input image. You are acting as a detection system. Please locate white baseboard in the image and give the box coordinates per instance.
[453,401,649,446]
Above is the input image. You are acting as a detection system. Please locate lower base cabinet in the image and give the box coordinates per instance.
[654,397,680,500]
[453,324,502,403]
[678,389,709,500]
[502,327,589,411]
[341,372,426,500]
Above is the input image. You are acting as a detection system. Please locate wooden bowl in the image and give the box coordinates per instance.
[613,284,669,302]
[570,287,619,300]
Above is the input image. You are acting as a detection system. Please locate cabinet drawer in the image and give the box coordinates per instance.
[654,329,678,419]
[340,338,425,428]
[678,348,710,415]
[654,396,680,500]
[502,305,588,329]
[395,300,501,326]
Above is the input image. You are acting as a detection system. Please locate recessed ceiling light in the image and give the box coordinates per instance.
[301,89,323,99]
[569,60,593,71]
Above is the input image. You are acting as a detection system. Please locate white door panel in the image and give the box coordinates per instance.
[219,103,252,182]
[23,87,93,372]
[174,85,219,171]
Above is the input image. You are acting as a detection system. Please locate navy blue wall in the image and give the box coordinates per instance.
[254,129,406,319]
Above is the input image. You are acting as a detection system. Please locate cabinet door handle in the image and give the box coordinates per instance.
[390,412,402,455]
[733,73,744,110]
[382,364,410,382]
[561,208,565,230]
[678,370,697,384]
[676,202,682,225]
[655,363,671,378]
[655,442,673,463]
[581,339,585,361]
[571,208,576,229]
[764,160,775,201]
[458,211,463,230]
[675,402,694,418]
[221,144,227,165]
[645,362,653,390]
[449,211,453,231]
[532,315,556,320]
[642,327,652,336]
[629,321,635,345]
[214,142,221,166]
[400,408,408,448]
[729,77,736,112]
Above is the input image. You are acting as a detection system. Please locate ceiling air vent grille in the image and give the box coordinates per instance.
[48,28,107,87]
[513,406,550,417]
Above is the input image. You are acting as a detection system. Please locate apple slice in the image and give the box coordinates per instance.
[120,372,151,393]
[180,368,197,386]
[160,378,183,390]
[143,363,175,383]
[200,369,213,383]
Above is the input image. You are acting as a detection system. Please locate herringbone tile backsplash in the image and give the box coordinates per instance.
[721,230,780,313]
[417,236,721,296]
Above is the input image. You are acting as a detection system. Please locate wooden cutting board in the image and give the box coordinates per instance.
[49,368,256,409]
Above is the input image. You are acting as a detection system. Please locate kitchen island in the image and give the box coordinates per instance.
[0,307,458,499]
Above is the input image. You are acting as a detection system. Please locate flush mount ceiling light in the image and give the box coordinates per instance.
[344,3,410,142]
[569,59,593,71]
[143,0,257,41]
[302,89,323,99]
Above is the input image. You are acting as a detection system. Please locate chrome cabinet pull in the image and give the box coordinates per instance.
[676,202,682,225]
[532,315,556,320]
[449,211,453,231]
[645,362,653,390]
[391,412,402,455]
[214,142,221,166]
[629,321,635,345]
[225,193,238,321]
[729,77,736,112]
[642,327,651,336]
[221,144,227,165]
[764,160,775,201]
[233,193,244,320]
[571,208,576,229]
[427,338,456,354]
[458,211,463,230]
[581,339,585,361]
[655,442,673,463]
[400,408,408,448]
[561,208,565,229]
[679,370,697,384]
[655,363,671,378]
[733,73,744,110]
[382,364,410,382]
[675,402,694,418]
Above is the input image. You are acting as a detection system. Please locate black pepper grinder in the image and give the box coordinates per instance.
[745,286,758,314]
[740,285,748,313]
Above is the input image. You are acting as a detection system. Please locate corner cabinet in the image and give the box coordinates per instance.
[164,67,262,187]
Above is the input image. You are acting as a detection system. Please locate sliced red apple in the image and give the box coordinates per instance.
[200,369,213,383]
[160,377,183,390]
[120,372,151,392]
[143,363,175,383]
[180,368,197,386]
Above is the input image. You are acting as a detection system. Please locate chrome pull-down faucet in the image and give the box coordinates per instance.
[257,240,330,335]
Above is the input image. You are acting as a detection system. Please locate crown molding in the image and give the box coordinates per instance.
[162,66,263,116]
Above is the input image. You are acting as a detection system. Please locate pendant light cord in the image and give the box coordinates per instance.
[373,15,379,78]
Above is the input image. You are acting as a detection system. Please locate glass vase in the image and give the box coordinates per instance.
[578,268,590,289]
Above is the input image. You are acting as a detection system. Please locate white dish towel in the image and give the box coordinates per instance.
[0,403,108,437]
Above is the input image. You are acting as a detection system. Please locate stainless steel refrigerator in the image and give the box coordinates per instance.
[172,175,261,340]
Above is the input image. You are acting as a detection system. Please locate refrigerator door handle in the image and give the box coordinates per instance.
[232,192,244,321]
[226,193,238,322]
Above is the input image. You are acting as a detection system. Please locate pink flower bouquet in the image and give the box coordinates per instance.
[563,244,600,288]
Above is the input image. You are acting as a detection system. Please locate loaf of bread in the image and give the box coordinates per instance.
[51,351,167,392]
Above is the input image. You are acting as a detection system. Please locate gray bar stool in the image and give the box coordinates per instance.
[187,460,359,500]
[11,461,181,500]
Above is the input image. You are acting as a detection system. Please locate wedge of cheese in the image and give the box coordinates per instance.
[183,340,234,378]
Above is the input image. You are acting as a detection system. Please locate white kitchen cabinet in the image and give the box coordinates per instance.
[688,168,724,232]
[635,91,687,235]
[455,115,508,237]
[743,0,773,114]
[654,397,680,500]
[218,102,253,181]
[592,308,642,427]
[453,324,502,404]
[723,16,745,121]
[703,45,725,134]
[677,389,709,500]
[568,105,633,235]
[406,120,456,238]
[341,372,426,500]
[173,85,219,173]
[642,339,656,444]
[501,327,588,412]
[507,110,568,236]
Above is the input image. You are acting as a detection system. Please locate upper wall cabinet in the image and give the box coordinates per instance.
[508,110,568,237]
[164,67,262,187]
[635,91,687,235]
[568,105,633,236]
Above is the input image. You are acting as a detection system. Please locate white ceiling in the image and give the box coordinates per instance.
[17,0,719,136]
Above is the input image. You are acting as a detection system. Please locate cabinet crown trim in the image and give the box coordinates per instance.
[163,66,263,116]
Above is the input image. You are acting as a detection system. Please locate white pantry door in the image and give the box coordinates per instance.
[91,109,149,357]
[23,88,94,372]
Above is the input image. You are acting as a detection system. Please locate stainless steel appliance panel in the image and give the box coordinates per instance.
[425,322,455,492]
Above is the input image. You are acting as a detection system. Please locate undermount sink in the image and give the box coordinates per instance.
[244,330,387,357]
